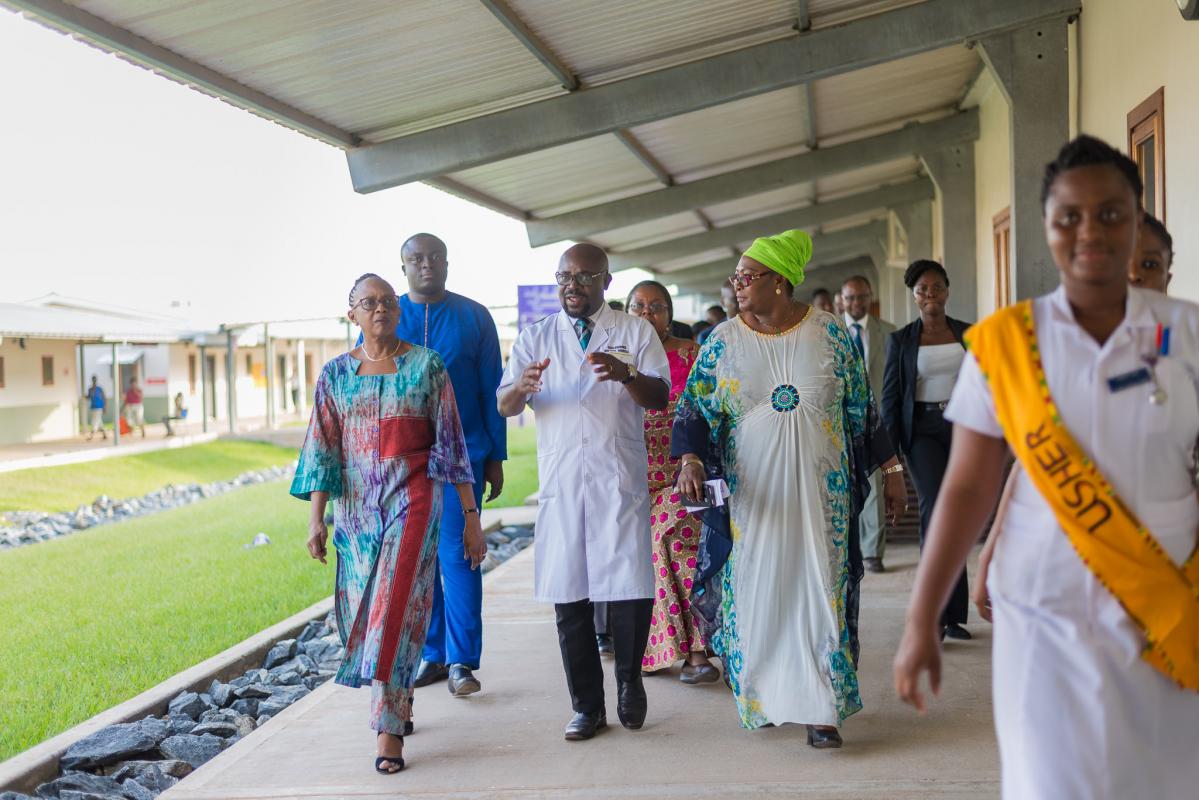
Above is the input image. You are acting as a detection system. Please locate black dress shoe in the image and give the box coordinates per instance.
[413,660,448,687]
[596,633,614,657]
[617,676,647,730]
[447,664,481,697]
[863,557,885,574]
[564,710,606,740]
[943,623,972,641]
[806,725,842,749]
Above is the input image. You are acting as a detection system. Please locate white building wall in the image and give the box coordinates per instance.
[1077,0,1199,302]
[0,337,80,444]
[968,69,1013,316]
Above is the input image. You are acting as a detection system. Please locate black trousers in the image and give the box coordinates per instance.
[908,404,970,626]
[554,598,652,713]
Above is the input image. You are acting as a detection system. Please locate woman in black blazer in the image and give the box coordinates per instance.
[881,260,972,640]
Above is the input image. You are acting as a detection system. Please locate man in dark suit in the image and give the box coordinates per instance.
[840,276,896,573]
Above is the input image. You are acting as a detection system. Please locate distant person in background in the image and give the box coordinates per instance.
[810,288,834,314]
[690,320,712,341]
[881,260,972,640]
[1128,212,1173,292]
[670,319,694,340]
[841,276,895,573]
[720,283,740,321]
[626,280,718,684]
[85,375,106,440]
[696,304,726,345]
[293,273,480,774]
[124,377,145,438]
[833,292,845,316]
[392,233,507,700]
[608,300,625,312]
[163,392,188,437]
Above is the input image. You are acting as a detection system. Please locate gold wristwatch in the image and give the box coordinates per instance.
[883,463,905,475]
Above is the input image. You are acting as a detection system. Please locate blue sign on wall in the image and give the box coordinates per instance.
[517,285,560,330]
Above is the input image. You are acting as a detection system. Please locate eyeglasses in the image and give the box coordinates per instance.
[628,301,669,315]
[555,271,607,287]
[841,293,872,303]
[351,295,399,312]
[728,270,771,290]
[913,284,948,298]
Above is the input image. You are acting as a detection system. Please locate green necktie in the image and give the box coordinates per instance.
[575,317,591,350]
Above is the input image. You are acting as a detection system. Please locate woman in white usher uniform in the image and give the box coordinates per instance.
[894,135,1199,800]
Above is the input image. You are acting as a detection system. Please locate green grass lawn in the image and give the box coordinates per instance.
[0,440,298,514]
[0,481,324,761]
[484,423,537,509]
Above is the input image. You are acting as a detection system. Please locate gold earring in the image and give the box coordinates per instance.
[775,284,783,295]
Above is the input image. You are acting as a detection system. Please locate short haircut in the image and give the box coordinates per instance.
[841,275,872,292]
[625,280,673,322]
[1040,135,1142,211]
[401,233,447,255]
[810,288,831,299]
[1141,213,1174,256]
[608,300,625,311]
[706,304,726,317]
[904,259,950,289]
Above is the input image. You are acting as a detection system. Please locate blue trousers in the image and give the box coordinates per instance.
[422,461,485,669]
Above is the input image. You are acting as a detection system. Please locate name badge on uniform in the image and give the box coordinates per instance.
[603,345,633,364]
[1106,367,1152,393]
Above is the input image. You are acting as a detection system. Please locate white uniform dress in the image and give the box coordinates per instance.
[500,303,670,604]
[946,287,1199,800]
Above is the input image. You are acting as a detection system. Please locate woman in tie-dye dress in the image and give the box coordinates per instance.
[291,273,482,774]
[626,280,721,684]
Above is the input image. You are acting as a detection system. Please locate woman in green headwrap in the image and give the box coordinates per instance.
[672,230,905,747]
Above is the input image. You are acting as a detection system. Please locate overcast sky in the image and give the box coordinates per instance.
[0,9,653,325]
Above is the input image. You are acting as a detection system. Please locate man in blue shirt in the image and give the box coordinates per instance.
[400,233,507,697]
[85,375,107,440]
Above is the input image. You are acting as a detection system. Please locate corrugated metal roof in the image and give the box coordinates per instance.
[808,0,926,28]
[508,0,798,86]
[655,247,736,274]
[815,156,922,197]
[589,212,708,251]
[447,134,660,218]
[629,87,810,180]
[0,302,187,342]
[701,184,816,228]
[811,45,979,140]
[77,0,564,142]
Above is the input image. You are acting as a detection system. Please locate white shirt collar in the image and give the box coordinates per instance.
[844,312,870,329]
[1047,284,1157,330]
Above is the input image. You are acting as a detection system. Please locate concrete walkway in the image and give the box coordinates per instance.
[162,543,996,800]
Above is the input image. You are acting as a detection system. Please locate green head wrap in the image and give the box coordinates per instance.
[742,229,812,287]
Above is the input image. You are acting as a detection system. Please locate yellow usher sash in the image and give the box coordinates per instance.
[966,301,1199,691]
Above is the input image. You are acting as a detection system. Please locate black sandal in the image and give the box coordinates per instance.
[375,733,405,774]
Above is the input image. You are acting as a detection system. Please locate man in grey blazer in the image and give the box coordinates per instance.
[841,276,896,572]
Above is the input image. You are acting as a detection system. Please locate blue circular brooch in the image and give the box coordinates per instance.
[771,384,800,412]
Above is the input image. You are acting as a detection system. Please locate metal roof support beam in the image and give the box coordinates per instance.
[614,130,673,186]
[659,221,887,285]
[5,0,359,148]
[425,177,531,220]
[478,0,579,91]
[346,0,1078,193]
[525,110,977,246]
[979,20,1072,302]
[608,179,932,270]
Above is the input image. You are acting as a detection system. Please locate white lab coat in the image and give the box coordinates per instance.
[499,303,669,603]
[946,286,1199,800]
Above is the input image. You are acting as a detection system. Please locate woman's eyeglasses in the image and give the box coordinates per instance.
[628,302,669,315]
[555,271,607,286]
[352,295,400,312]
[728,270,771,290]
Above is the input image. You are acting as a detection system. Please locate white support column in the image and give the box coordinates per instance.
[110,342,120,447]
[225,331,237,434]
[264,323,275,430]
[295,339,307,419]
[979,20,1071,300]
[199,344,209,434]
[921,146,978,321]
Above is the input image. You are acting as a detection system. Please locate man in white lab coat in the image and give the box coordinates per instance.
[498,243,670,741]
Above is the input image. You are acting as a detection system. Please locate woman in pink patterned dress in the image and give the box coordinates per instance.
[627,281,720,684]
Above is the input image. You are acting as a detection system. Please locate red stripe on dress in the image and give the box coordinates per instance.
[375,453,433,680]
